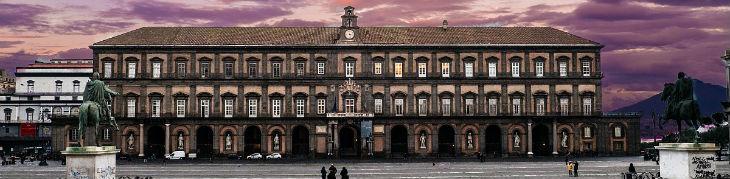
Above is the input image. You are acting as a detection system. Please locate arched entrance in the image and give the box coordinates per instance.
[244,126,262,155]
[484,125,502,155]
[146,126,165,158]
[532,124,551,156]
[438,125,455,156]
[292,126,309,157]
[338,126,359,158]
[390,125,408,157]
[196,126,214,158]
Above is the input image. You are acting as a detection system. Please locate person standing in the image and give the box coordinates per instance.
[573,161,579,177]
[340,167,349,179]
[628,163,636,174]
[328,164,337,179]
[566,161,574,177]
[320,167,327,179]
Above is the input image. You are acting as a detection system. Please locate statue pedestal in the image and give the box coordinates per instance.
[61,146,119,179]
[655,143,719,179]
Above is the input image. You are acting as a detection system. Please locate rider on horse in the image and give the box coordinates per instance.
[78,72,118,146]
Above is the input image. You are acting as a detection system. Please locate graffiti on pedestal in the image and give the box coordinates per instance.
[97,166,116,179]
[69,168,89,179]
[691,156,715,178]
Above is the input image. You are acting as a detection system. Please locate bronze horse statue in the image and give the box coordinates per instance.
[78,72,119,147]
[660,72,701,142]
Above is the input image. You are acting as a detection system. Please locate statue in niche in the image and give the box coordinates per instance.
[225,133,232,150]
[466,131,474,149]
[513,131,520,148]
[561,131,568,148]
[419,132,427,149]
[127,133,135,150]
[273,133,280,151]
[177,133,184,150]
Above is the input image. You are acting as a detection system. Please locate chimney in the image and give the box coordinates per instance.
[442,20,448,30]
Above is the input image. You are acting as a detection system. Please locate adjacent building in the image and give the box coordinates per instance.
[1,59,92,155]
[52,7,640,158]
[0,69,14,94]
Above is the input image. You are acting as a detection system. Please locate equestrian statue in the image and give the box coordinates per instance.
[78,72,119,146]
[660,72,701,143]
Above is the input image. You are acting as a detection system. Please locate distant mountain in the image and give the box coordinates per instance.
[612,79,727,139]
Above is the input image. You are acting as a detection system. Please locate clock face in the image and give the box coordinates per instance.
[345,30,355,39]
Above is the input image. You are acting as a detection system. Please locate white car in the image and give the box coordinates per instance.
[246,153,262,160]
[266,153,281,159]
[165,151,186,160]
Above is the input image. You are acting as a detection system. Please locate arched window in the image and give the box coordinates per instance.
[583,126,594,138]
[487,92,500,116]
[613,125,624,138]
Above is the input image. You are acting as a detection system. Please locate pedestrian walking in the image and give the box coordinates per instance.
[340,167,349,179]
[320,167,327,179]
[566,161,574,177]
[573,161,579,177]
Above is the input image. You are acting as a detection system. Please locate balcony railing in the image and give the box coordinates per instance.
[104,71,603,80]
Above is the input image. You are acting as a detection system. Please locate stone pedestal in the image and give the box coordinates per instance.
[655,143,719,179]
[61,146,119,179]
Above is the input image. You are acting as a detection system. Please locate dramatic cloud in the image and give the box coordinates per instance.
[263,19,329,27]
[54,20,135,35]
[105,0,292,26]
[0,3,51,31]
[0,41,23,48]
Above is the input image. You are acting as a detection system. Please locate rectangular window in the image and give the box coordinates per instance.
[127,98,136,118]
[176,99,186,118]
[224,99,234,118]
[582,61,590,76]
[465,98,474,115]
[345,99,355,113]
[103,62,113,78]
[296,99,305,117]
[536,61,544,77]
[583,97,592,116]
[200,61,210,78]
[441,98,451,116]
[394,62,403,77]
[224,62,234,78]
[152,62,161,78]
[248,99,258,117]
[317,62,326,75]
[272,99,281,117]
[27,82,34,93]
[127,62,136,78]
[272,63,281,78]
[394,99,404,116]
[559,61,567,77]
[151,99,161,117]
[345,62,354,77]
[536,98,545,116]
[27,112,33,121]
[374,99,383,114]
[374,62,382,75]
[584,127,592,138]
[512,98,521,115]
[200,99,210,118]
[418,98,427,116]
[73,82,80,93]
[55,82,62,93]
[4,111,10,121]
[441,62,450,77]
[465,62,473,78]
[317,99,326,114]
[511,61,520,77]
[418,63,427,77]
[488,98,498,116]
[560,97,569,115]
[488,62,497,77]
[296,62,305,76]
[177,62,186,78]
[248,62,257,77]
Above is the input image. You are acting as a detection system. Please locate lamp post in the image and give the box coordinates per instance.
[722,49,730,163]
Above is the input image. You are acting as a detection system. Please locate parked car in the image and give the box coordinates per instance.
[246,153,262,160]
[266,153,281,159]
[165,151,186,160]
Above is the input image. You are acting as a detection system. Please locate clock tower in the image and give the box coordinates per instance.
[339,6,358,42]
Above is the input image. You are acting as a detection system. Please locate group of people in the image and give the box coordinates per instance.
[566,161,579,177]
[320,164,348,179]
[0,153,47,166]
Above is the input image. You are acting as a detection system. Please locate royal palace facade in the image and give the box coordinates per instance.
[51,7,640,158]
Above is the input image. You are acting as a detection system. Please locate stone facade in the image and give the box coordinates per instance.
[51,7,640,158]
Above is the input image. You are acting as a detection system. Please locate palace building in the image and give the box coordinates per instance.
[51,6,640,158]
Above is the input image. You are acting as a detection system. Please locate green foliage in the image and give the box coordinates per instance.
[659,126,728,145]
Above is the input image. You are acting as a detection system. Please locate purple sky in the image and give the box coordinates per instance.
[0,0,728,110]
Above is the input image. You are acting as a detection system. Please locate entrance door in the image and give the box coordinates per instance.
[338,126,359,158]
[292,126,310,158]
[484,125,502,155]
[146,126,165,158]
[244,126,262,155]
[196,126,214,158]
[438,125,455,156]
[390,125,408,157]
[532,124,551,156]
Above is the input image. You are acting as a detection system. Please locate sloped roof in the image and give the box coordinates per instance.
[92,27,600,47]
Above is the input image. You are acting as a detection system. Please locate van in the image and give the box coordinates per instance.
[165,151,186,160]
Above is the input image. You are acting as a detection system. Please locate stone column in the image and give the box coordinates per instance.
[165,124,170,154]
[552,120,558,155]
[138,123,144,157]
[527,122,533,156]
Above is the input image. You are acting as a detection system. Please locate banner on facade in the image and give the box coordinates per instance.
[20,123,37,137]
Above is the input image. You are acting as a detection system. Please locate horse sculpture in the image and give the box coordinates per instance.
[660,72,701,143]
[78,72,119,147]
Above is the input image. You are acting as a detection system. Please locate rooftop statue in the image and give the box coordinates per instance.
[78,72,119,146]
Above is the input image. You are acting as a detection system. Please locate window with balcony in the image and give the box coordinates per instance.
[200,61,210,78]
[248,99,258,117]
[535,97,546,116]
[582,61,590,76]
[464,62,474,78]
[374,98,383,114]
[440,96,452,116]
[296,98,305,117]
[272,99,281,117]
[103,62,113,78]
[511,61,520,77]
[418,62,427,77]
[583,97,592,116]
[224,62,234,78]
[441,62,450,77]
[317,98,326,114]
[177,62,186,78]
[394,98,404,116]
[317,62,326,75]
[345,61,355,77]
[464,98,474,116]
[127,62,136,78]
[127,98,136,118]
[488,97,499,116]
[535,61,544,77]
[272,62,281,78]
[374,62,382,75]
[560,97,570,116]
[151,98,161,117]
[511,98,521,116]
[488,60,497,77]
[152,61,161,79]
[295,62,305,77]
[559,61,567,77]
[224,99,234,118]
[176,99,186,118]
[248,62,257,77]
[394,62,403,77]
[200,99,210,118]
